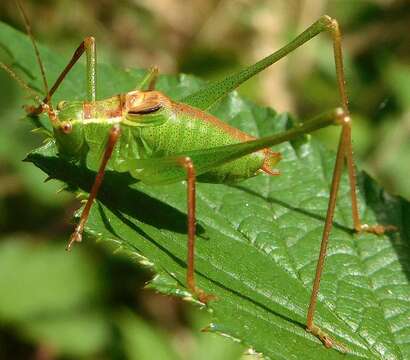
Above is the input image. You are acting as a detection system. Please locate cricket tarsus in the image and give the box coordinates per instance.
[359,223,397,235]
[66,125,121,252]
[307,325,348,353]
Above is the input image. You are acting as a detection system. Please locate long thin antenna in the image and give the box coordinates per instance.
[0,61,42,105]
[0,61,61,126]
[15,0,50,103]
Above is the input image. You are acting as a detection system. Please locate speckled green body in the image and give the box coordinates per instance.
[134,104,266,183]
[54,91,272,185]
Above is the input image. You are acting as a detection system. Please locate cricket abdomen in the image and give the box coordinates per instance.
[135,99,280,183]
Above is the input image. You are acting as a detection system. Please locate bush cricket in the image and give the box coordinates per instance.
[0,1,395,349]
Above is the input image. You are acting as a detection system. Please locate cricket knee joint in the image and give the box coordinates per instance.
[320,15,340,35]
[84,36,95,49]
[178,157,196,177]
[334,107,351,126]
[109,124,121,139]
[179,156,194,169]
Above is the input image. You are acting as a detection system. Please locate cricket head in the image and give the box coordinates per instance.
[50,100,85,158]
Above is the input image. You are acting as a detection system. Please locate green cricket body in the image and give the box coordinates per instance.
[54,89,281,185]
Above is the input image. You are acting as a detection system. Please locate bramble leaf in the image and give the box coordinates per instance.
[1,22,409,360]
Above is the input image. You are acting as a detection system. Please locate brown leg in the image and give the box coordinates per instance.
[30,37,97,115]
[135,66,159,91]
[306,110,350,349]
[66,125,121,251]
[15,0,96,114]
[148,66,159,91]
[305,19,395,348]
[344,122,396,234]
[329,19,395,236]
[177,157,214,303]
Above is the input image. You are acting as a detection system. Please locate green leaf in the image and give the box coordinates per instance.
[1,21,410,360]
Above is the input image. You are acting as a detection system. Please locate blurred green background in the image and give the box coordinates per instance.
[0,0,409,359]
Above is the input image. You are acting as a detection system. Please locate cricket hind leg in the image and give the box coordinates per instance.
[328,18,395,236]
[305,18,396,348]
[66,125,121,251]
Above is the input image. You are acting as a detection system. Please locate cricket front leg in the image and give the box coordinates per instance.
[177,157,214,304]
[66,125,121,250]
[15,0,97,113]
[29,36,97,116]
[136,66,159,91]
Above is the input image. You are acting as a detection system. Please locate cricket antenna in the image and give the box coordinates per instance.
[0,61,42,105]
[0,61,61,126]
[15,0,50,103]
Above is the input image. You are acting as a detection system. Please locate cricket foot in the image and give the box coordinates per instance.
[356,223,397,235]
[307,324,347,352]
[66,229,82,251]
[192,286,217,304]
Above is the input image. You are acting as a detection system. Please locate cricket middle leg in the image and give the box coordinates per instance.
[177,156,215,304]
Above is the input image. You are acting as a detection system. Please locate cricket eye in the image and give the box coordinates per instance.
[60,121,73,134]
[57,101,67,110]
